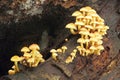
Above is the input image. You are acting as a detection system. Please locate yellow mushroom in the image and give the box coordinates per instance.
[56,48,62,53]
[8,70,16,75]
[50,49,58,60]
[23,53,31,59]
[65,23,77,34]
[61,46,67,53]
[27,58,35,67]
[21,46,30,54]
[29,44,40,59]
[65,56,73,64]
[11,55,24,72]
[72,11,82,17]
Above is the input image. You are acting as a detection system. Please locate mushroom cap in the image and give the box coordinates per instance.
[76,46,83,50]
[21,47,30,53]
[76,15,84,19]
[65,56,72,63]
[96,40,103,45]
[70,52,76,57]
[90,37,98,42]
[8,70,16,75]
[29,44,40,50]
[80,28,88,31]
[95,25,104,29]
[85,16,92,20]
[65,23,77,30]
[75,21,84,26]
[23,53,31,58]
[57,49,62,53]
[50,49,57,53]
[96,45,104,50]
[72,11,82,16]
[90,46,97,50]
[77,38,85,43]
[27,58,34,63]
[73,49,77,53]
[84,39,90,42]
[61,46,67,50]
[85,25,93,29]
[80,6,90,12]
[79,30,90,35]
[11,55,24,62]
[35,51,43,58]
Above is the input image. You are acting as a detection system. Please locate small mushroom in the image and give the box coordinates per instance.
[65,56,73,64]
[90,46,97,53]
[57,48,62,53]
[27,58,35,67]
[50,49,58,60]
[65,23,77,34]
[23,53,31,59]
[11,55,23,72]
[77,38,85,48]
[61,46,67,53]
[21,47,30,54]
[72,11,82,17]
[8,70,16,75]
[29,44,40,59]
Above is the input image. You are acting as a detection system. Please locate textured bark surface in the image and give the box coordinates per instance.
[0,0,120,80]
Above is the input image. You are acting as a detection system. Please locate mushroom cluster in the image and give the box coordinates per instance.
[66,6,109,56]
[8,44,45,75]
[50,46,67,61]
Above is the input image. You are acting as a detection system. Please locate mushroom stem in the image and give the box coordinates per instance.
[14,62,19,72]
[70,29,77,34]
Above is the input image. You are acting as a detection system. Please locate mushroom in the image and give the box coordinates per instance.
[57,48,62,53]
[72,11,82,17]
[65,56,73,64]
[11,55,23,72]
[70,49,77,58]
[85,25,93,31]
[23,53,31,59]
[90,37,98,46]
[29,44,40,50]
[85,49,91,56]
[77,38,85,48]
[29,44,40,59]
[89,46,97,53]
[8,70,16,75]
[65,23,77,34]
[27,58,35,67]
[95,45,104,55]
[76,46,83,55]
[84,16,92,24]
[76,15,84,22]
[61,46,67,53]
[84,39,90,49]
[80,6,89,16]
[21,47,30,54]
[50,49,58,60]
[75,21,84,30]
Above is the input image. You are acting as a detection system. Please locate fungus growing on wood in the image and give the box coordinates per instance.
[50,49,58,60]
[21,47,30,54]
[65,6,109,57]
[10,55,24,72]
[9,43,45,74]
[8,70,16,75]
